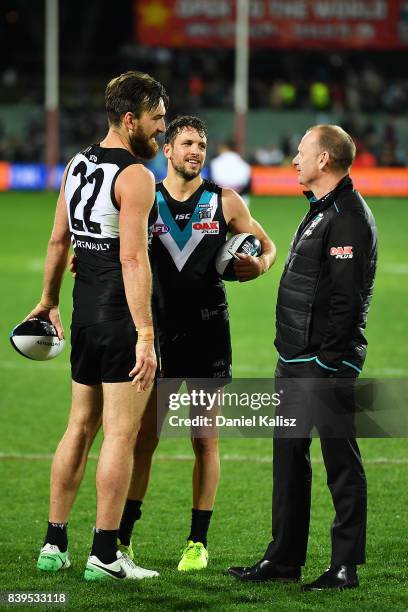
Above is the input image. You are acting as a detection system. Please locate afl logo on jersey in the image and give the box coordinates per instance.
[153,223,170,235]
[193,221,219,234]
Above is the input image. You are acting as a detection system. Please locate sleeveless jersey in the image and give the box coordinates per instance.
[64,144,157,325]
[151,179,228,329]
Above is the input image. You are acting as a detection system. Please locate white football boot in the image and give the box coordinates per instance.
[84,550,159,581]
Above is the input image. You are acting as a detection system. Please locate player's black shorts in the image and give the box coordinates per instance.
[71,317,136,385]
[158,314,232,383]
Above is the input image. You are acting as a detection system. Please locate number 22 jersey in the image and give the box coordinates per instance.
[64,144,157,326]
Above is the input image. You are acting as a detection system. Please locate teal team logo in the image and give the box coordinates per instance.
[303,212,324,238]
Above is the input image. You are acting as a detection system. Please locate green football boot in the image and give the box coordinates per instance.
[37,543,71,572]
[117,538,135,561]
[177,541,208,571]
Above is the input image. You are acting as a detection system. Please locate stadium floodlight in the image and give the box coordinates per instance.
[45,0,59,188]
[234,0,249,157]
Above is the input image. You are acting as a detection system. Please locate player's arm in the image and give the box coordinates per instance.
[316,213,371,372]
[23,165,71,339]
[116,164,157,391]
[222,188,277,282]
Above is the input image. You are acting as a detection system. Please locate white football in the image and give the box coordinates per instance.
[10,318,65,361]
[216,233,262,281]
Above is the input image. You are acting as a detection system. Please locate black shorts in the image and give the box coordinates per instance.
[71,317,137,385]
[158,315,232,382]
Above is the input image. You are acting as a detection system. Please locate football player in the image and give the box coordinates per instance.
[25,71,167,581]
[118,116,277,571]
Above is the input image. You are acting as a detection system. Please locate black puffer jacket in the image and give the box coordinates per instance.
[275,175,377,374]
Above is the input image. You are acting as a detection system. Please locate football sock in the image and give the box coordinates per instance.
[91,528,118,564]
[44,522,68,553]
[118,499,143,546]
[188,509,213,548]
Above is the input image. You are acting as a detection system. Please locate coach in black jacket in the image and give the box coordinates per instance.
[229,125,377,590]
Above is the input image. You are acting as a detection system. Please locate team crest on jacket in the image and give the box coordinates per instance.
[303,213,324,237]
[330,246,354,259]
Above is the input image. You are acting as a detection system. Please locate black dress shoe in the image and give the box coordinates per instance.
[228,559,301,582]
[301,565,359,591]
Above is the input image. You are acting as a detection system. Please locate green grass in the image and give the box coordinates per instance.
[0,192,407,610]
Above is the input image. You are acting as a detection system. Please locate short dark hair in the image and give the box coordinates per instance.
[105,71,168,125]
[165,115,208,145]
[309,125,356,172]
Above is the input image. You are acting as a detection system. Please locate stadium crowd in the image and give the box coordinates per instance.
[1,50,407,167]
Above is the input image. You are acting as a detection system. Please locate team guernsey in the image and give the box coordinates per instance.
[64,145,156,326]
[152,179,228,328]
[151,179,232,380]
[64,144,156,385]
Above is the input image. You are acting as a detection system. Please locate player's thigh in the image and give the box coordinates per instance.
[67,381,103,436]
[187,381,222,440]
[102,382,153,439]
[137,379,182,446]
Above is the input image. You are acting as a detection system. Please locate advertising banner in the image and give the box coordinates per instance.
[0,164,65,191]
[135,0,408,49]
[1,163,407,196]
[251,166,408,196]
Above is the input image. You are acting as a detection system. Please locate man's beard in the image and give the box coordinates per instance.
[173,160,201,181]
[129,125,159,160]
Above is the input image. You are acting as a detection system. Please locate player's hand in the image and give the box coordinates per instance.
[233,252,265,282]
[129,340,157,392]
[23,304,64,340]
[69,254,77,277]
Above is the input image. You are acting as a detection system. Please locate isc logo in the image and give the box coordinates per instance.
[330,246,353,259]
[175,213,191,220]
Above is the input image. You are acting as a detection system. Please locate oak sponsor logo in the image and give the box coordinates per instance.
[330,245,353,259]
[193,221,219,234]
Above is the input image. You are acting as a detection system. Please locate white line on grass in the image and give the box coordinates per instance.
[26,258,44,272]
[381,264,408,275]
[0,452,406,465]
[0,361,69,371]
[234,365,275,374]
[365,368,408,376]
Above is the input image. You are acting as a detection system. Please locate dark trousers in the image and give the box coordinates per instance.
[264,361,367,567]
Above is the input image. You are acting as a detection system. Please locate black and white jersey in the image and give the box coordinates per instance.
[65,144,156,326]
[151,179,228,330]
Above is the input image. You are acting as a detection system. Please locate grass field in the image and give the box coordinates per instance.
[0,192,407,611]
